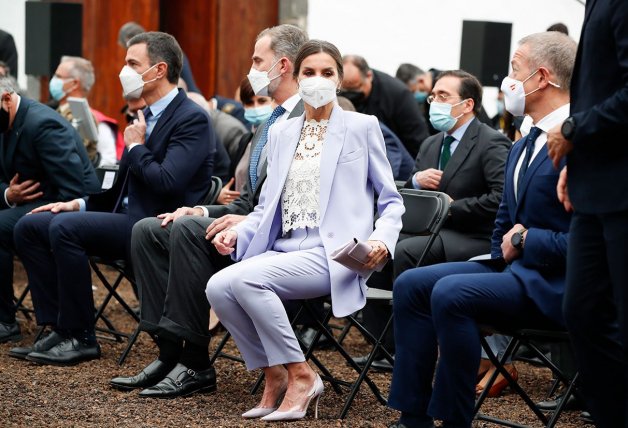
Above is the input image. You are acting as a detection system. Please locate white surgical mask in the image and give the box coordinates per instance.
[119,63,159,100]
[501,69,560,117]
[298,76,338,109]
[247,59,282,96]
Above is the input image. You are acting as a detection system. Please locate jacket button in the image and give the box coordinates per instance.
[327,232,334,238]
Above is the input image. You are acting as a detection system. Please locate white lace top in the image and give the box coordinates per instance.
[281,119,328,235]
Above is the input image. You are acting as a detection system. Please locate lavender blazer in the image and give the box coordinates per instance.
[231,105,404,317]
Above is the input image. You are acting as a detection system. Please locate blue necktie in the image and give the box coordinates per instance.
[516,126,542,201]
[249,105,286,192]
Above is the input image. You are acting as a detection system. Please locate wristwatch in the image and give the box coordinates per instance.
[561,116,576,140]
[511,228,527,250]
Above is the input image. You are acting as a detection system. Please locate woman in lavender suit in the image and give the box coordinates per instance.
[206,40,404,422]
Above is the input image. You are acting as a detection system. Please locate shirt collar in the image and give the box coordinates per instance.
[148,87,179,118]
[534,103,570,132]
[281,93,301,115]
[449,116,474,141]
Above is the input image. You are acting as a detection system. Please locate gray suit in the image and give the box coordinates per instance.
[131,101,304,347]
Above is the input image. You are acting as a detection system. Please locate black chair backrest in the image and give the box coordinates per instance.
[200,176,223,206]
[398,188,451,267]
[94,164,120,191]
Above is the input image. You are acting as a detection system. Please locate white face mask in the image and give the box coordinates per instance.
[247,59,282,97]
[119,63,159,100]
[298,76,338,109]
[501,69,560,117]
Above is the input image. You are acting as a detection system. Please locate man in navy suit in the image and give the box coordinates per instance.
[11,32,214,366]
[387,31,576,428]
[0,77,99,343]
[547,1,628,425]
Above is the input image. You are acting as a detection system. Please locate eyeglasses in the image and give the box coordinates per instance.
[427,94,462,104]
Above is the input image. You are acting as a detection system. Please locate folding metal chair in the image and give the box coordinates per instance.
[475,328,580,428]
[286,189,451,418]
[89,257,140,363]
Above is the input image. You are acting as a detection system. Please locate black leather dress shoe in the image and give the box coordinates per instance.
[580,411,594,424]
[9,331,65,360]
[0,321,21,343]
[352,354,395,372]
[138,363,216,398]
[110,359,176,391]
[537,392,583,411]
[26,338,101,366]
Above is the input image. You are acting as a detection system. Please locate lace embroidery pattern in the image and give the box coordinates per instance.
[281,119,328,235]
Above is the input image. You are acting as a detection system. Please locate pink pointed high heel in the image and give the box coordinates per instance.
[260,374,324,421]
[242,385,287,418]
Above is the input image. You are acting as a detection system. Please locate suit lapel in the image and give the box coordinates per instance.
[255,99,304,192]
[515,144,548,216]
[270,114,303,207]
[440,119,479,190]
[1,98,29,179]
[424,134,442,169]
[319,105,346,220]
[146,89,185,147]
[507,139,525,221]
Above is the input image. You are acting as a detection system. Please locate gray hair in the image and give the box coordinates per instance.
[518,32,577,91]
[257,24,308,63]
[0,76,18,95]
[118,21,145,47]
[61,56,95,93]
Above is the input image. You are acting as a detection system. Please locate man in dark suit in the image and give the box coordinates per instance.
[11,32,214,367]
[398,70,511,270]
[546,1,628,425]
[340,55,429,158]
[358,70,510,370]
[387,31,576,427]
[0,77,99,343]
[108,24,308,399]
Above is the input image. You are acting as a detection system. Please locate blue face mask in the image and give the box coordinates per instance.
[49,76,69,101]
[244,105,273,126]
[429,100,465,132]
[414,91,428,103]
[496,99,505,116]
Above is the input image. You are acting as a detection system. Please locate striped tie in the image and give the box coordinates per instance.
[249,105,286,191]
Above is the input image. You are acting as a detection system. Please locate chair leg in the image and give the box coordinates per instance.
[118,325,141,365]
[338,313,392,418]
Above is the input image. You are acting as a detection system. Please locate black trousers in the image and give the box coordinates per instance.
[0,202,45,324]
[564,210,628,427]
[14,211,129,330]
[132,216,232,347]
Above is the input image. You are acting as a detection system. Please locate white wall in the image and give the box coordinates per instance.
[307,0,585,115]
[0,0,27,89]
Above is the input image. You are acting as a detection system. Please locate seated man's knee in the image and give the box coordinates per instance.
[430,276,466,316]
[14,212,53,251]
[132,217,165,243]
[393,267,437,312]
[170,215,207,242]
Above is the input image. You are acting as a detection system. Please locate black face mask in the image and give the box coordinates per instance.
[0,107,9,134]
[339,90,366,109]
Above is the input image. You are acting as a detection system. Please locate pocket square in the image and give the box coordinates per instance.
[330,238,386,279]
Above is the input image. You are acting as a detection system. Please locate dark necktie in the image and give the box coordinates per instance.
[440,135,455,170]
[249,105,286,191]
[516,126,542,201]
